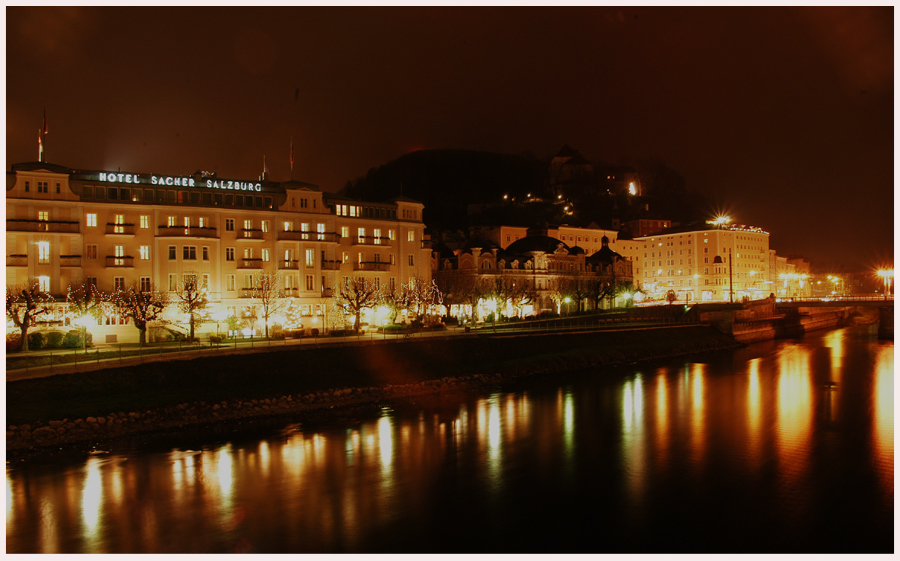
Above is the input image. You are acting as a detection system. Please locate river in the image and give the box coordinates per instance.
[5,325,893,553]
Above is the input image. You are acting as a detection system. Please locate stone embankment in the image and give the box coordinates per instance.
[7,326,742,454]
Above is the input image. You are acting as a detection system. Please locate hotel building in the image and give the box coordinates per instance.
[6,161,432,342]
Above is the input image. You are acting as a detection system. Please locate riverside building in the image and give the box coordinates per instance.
[6,161,432,342]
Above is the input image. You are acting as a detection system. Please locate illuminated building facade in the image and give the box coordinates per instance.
[6,161,431,342]
[633,221,772,302]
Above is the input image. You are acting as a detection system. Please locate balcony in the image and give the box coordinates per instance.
[277,231,339,243]
[421,239,433,249]
[7,254,27,267]
[59,255,82,267]
[277,259,299,270]
[106,256,135,268]
[352,235,392,247]
[106,223,136,235]
[7,219,80,233]
[353,261,391,271]
[321,259,342,270]
[237,258,264,269]
[158,225,219,238]
[239,288,255,298]
[283,287,299,297]
[239,229,265,240]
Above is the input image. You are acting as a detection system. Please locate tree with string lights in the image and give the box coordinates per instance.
[6,280,54,352]
[66,280,107,349]
[174,272,208,341]
[115,282,169,345]
[336,277,379,333]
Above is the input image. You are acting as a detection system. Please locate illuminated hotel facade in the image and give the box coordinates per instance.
[632,221,772,302]
[6,161,432,342]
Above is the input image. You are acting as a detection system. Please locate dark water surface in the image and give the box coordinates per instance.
[6,326,893,553]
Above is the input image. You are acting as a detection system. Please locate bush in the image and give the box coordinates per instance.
[284,329,303,339]
[7,333,22,353]
[270,325,284,339]
[45,331,65,348]
[27,332,45,350]
[63,330,93,348]
[443,316,459,326]
[310,328,319,337]
[209,334,223,344]
[410,319,424,328]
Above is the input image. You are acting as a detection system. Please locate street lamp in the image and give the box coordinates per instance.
[877,269,893,299]
[713,254,733,303]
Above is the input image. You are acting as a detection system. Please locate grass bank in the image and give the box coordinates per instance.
[7,326,740,451]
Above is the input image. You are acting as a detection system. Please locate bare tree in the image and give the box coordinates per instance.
[378,280,412,324]
[115,282,169,345]
[66,280,107,349]
[336,277,379,333]
[404,277,443,322]
[174,272,208,341]
[483,276,536,319]
[252,270,285,338]
[6,280,54,352]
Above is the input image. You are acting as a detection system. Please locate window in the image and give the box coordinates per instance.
[38,211,49,221]
[341,226,350,238]
[301,223,310,240]
[24,181,29,192]
[140,277,151,293]
[244,219,252,230]
[306,249,315,267]
[243,247,253,259]
[168,274,177,291]
[184,216,191,229]
[317,223,325,240]
[198,217,206,228]
[408,255,414,266]
[300,198,308,208]
[243,274,253,289]
[227,275,236,291]
[202,246,209,261]
[183,246,197,260]
[140,215,150,229]
[86,213,97,227]
[389,229,396,241]
[262,248,270,262]
[358,227,366,243]
[284,221,293,232]
[306,275,314,290]
[38,181,48,194]
[202,274,210,289]
[342,252,350,264]
[114,245,125,266]
[38,276,50,292]
[261,220,269,233]
[374,228,382,244]
[226,218,235,231]
[114,277,125,291]
[139,246,150,260]
[37,242,50,264]
[226,247,235,261]
[86,244,98,259]
[168,246,176,260]
[390,254,396,265]
[168,216,177,227]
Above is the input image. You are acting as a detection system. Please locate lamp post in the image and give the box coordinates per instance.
[713,254,733,303]
[877,270,893,299]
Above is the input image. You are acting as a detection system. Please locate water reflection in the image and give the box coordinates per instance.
[6,327,892,553]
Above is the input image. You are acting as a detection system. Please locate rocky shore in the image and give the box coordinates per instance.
[7,326,742,455]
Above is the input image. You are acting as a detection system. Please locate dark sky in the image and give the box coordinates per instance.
[6,6,894,271]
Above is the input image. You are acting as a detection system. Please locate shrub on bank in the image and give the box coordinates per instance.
[63,330,93,348]
[27,332,45,350]
[7,333,22,353]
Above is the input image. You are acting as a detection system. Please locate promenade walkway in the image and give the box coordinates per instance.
[6,316,682,382]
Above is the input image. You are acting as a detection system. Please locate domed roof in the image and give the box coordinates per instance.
[461,237,501,253]
[568,245,586,255]
[431,241,456,260]
[505,235,570,255]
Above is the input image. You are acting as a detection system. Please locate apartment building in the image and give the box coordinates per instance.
[6,161,431,342]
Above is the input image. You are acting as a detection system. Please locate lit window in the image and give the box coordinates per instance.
[140,215,150,229]
[38,276,50,292]
[262,220,269,233]
[374,228,382,244]
[139,246,150,260]
[168,216,177,227]
[284,221,293,232]
[408,231,415,242]
[38,211,49,221]
[302,223,310,240]
[306,249,314,267]
[86,213,97,227]
[37,242,50,264]
[317,223,325,240]
[227,275,236,291]
[358,227,366,243]
[341,226,350,238]
[262,248,270,262]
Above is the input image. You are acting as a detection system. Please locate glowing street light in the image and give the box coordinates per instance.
[877,269,893,299]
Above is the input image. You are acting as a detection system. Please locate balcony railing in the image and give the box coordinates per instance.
[158,225,219,238]
[240,229,265,240]
[321,259,342,270]
[277,231,340,242]
[106,256,134,267]
[277,260,299,270]
[106,223,136,235]
[421,239,433,249]
[59,255,82,267]
[353,261,391,271]
[352,235,392,246]
[237,258,264,269]
[7,254,27,267]
[239,288,255,298]
[7,219,80,233]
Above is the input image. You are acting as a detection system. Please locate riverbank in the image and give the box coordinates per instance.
[7,325,741,455]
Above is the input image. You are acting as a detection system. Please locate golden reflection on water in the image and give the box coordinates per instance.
[655,369,669,465]
[622,373,646,504]
[746,358,762,469]
[775,345,812,493]
[873,344,894,494]
[689,363,706,468]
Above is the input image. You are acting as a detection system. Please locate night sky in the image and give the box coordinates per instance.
[6,6,894,271]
